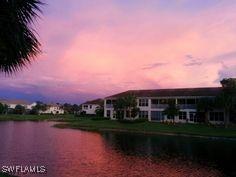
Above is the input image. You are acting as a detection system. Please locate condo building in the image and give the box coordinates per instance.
[81,99,103,115]
[104,87,224,124]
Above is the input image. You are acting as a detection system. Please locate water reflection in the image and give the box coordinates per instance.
[102,132,236,177]
[0,122,235,177]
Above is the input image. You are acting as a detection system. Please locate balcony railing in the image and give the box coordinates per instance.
[151,104,196,109]
[177,104,196,109]
[106,104,113,108]
[151,104,168,109]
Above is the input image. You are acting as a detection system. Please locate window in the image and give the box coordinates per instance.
[168,99,175,104]
[159,99,168,104]
[177,99,186,104]
[106,100,112,104]
[195,99,200,104]
[106,100,114,108]
[167,115,174,119]
[151,111,164,121]
[210,112,224,122]
[187,99,196,104]
[139,111,149,119]
[83,105,88,109]
[139,99,149,107]
[179,111,187,120]
[189,112,197,122]
[106,110,111,117]
[151,99,159,105]
[89,105,92,109]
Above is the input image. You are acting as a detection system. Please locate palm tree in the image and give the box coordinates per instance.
[215,78,236,127]
[163,101,179,122]
[0,0,43,74]
[113,98,125,119]
[113,94,139,119]
[215,92,235,127]
[123,94,138,119]
[197,97,215,124]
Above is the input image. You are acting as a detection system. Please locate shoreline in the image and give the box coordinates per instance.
[0,115,236,140]
[53,123,236,140]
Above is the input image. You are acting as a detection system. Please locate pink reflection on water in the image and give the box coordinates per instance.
[0,122,222,177]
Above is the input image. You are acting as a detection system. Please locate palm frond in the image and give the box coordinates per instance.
[0,0,43,74]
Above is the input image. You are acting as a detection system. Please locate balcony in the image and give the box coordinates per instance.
[151,104,168,109]
[177,104,196,109]
[106,104,113,108]
[151,104,196,109]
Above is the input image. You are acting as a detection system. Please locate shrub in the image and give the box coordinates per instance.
[14,105,26,114]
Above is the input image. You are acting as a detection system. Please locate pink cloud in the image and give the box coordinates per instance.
[1,0,236,103]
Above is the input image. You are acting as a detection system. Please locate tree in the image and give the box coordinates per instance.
[63,103,80,114]
[221,78,236,89]
[123,94,139,119]
[63,103,72,114]
[216,78,236,127]
[113,94,139,119]
[31,101,47,114]
[0,103,3,114]
[95,107,104,117]
[197,97,215,124]
[0,103,8,114]
[0,0,43,74]
[72,104,80,114]
[113,98,125,119]
[163,100,179,122]
[14,104,26,114]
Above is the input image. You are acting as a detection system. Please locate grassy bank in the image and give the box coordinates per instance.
[54,118,236,138]
[0,114,76,122]
[1,115,236,138]
[0,173,17,177]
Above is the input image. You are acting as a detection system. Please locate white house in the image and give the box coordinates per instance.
[39,103,64,115]
[0,99,36,110]
[81,99,103,115]
[104,87,225,124]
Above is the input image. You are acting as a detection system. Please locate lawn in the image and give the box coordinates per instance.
[1,115,236,138]
[55,118,236,138]
[0,114,76,121]
[0,173,16,177]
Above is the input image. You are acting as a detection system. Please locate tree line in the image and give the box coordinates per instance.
[0,101,81,115]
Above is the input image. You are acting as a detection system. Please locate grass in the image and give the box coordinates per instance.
[0,114,76,122]
[54,118,236,138]
[1,114,236,138]
[0,173,17,177]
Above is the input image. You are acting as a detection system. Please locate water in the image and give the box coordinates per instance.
[0,121,235,177]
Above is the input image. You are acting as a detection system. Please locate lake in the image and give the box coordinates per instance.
[0,121,235,177]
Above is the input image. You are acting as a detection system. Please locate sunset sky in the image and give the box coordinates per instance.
[1,0,236,104]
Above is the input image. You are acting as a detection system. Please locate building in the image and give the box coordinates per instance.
[104,87,225,124]
[39,103,64,115]
[0,99,37,110]
[81,99,103,115]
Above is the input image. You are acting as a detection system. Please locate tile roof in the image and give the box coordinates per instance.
[106,87,222,99]
[82,99,103,105]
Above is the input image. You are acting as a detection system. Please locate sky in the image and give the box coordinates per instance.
[0,0,236,104]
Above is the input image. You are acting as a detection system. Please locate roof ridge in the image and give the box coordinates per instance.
[128,87,222,91]
[105,87,222,99]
